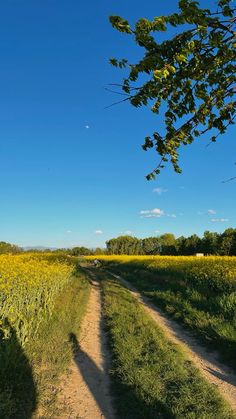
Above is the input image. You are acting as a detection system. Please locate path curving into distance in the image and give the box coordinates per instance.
[108,271,236,412]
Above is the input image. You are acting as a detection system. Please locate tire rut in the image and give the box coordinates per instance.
[58,276,115,419]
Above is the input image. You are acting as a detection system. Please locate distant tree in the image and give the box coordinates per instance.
[106,236,142,255]
[94,247,107,255]
[0,242,22,254]
[219,228,236,255]
[106,238,119,255]
[232,231,236,255]
[53,248,68,253]
[109,0,236,179]
[160,233,177,255]
[182,234,201,255]
[70,246,92,256]
[202,230,220,255]
[142,237,161,255]
[176,236,186,255]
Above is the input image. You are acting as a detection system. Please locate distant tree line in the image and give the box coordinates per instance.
[0,241,22,254]
[106,229,236,256]
[54,246,106,256]
[0,243,103,256]
[2,229,235,257]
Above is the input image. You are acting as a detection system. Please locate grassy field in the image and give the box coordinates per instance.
[98,269,234,418]
[90,255,236,370]
[0,254,90,418]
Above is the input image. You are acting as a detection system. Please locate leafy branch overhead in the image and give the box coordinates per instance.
[109,0,236,179]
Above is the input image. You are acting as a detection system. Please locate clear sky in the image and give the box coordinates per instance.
[0,0,235,248]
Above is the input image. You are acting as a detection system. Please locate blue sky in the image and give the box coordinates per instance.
[0,0,235,248]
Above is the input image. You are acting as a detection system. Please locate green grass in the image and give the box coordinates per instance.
[0,269,90,419]
[99,270,234,419]
[103,260,236,370]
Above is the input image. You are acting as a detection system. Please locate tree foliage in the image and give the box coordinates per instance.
[106,235,142,255]
[70,246,93,256]
[106,228,236,255]
[0,241,22,254]
[109,0,236,178]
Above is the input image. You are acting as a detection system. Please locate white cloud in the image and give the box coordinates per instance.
[95,229,103,234]
[208,209,216,215]
[140,208,164,218]
[66,230,72,233]
[153,187,167,195]
[119,230,134,236]
[211,218,229,222]
[85,125,90,129]
[140,208,178,219]
[155,230,160,234]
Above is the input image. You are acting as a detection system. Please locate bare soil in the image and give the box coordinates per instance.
[109,271,236,412]
[58,277,115,419]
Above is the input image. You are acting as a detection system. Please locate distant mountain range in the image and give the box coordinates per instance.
[23,246,58,251]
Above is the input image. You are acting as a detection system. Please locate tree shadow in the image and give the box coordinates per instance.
[206,366,236,386]
[0,318,37,419]
[69,332,113,418]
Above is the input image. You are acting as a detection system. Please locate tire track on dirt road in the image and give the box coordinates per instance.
[58,274,115,419]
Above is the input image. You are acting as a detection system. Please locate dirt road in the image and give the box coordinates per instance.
[58,277,115,419]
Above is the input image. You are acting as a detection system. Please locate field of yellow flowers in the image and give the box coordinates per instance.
[0,253,90,418]
[0,253,73,345]
[88,254,236,291]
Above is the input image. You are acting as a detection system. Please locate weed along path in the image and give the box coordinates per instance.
[58,274,115,419]
[108,271,236,412]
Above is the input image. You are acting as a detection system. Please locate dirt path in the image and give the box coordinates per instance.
[58,277,115,419]
[109,271,236,412]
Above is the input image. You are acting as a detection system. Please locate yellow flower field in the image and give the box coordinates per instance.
[0,253,74,345]
[87,254,236,289]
